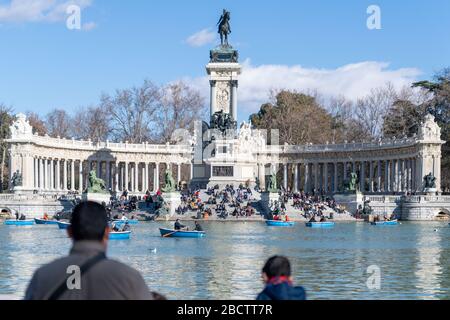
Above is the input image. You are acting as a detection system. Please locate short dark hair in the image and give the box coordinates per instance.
[70,201,108,241]
[262,256,291,278]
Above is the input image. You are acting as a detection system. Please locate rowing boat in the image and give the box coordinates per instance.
[159,228,205,238]
[371,220,399,226]
[34,218,59,225]
[109,231,131,240]
[57,221,71,230]
[265,220,295,227]
[306,222,336,228]
[4,220,34,226]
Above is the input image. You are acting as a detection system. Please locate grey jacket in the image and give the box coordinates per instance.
[24,241,154,300]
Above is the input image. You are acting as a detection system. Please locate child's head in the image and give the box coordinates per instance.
[261,256,292,283]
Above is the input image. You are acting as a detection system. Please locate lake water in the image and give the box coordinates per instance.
[0,221,449,300]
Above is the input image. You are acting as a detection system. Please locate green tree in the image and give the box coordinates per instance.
[250,90,344,145]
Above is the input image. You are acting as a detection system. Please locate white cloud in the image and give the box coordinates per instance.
[0,0,93,23]
[185,28,216,47]
[184,60,422,115]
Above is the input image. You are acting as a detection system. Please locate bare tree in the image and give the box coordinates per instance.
[26,112,47,136]
[45,109,72,138]
[354,83,397,138]
[72,106,111,142]
[102,80,160,143]
[154,81,206,143]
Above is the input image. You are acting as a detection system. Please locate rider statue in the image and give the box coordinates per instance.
[217,9,231,47]
[162,169,176,193]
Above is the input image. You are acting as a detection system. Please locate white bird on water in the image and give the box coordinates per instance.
[150,248,157,253]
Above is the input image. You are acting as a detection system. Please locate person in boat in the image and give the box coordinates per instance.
[43,213,49,221]
[19,214,27,221]
[256,256,306,301]
[174,219,187,231]
[121,222,131,232]
[194,221,203,232]
[309,215,317,223]
[111,222,120,232]
[25,201,161,300]
[320,216,327,222]
[15,212,19,220]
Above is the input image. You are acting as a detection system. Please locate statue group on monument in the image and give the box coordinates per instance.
[210,110,237,132]
[88,170,106,194]
[11,170,23,188]
[424,172,437,190]
[343,172,358,193]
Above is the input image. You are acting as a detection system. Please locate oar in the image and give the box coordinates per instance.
[163,230,178,238]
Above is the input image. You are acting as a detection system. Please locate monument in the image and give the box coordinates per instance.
[82,170,111,204]
[261,169,280,215]
[161,167,181,216]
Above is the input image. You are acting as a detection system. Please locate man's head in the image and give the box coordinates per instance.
[261,256,292,283]
[68,201,110,244]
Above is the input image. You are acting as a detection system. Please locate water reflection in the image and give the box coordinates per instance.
[0,221,449,300]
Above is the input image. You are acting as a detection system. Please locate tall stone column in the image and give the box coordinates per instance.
[177,163,182,185]
[314,163,319,192]
[38,158,43,190]
[134,162,139,193]
[294,164,299,192]
[210,81,217,117]
[283,163,288,191]
[56,160,61,191]
[33,158,37,189]
[105,161,110,190]
[411,158,416,191]
[154,163,160,192]
[323,163,328,193]
[384,160,389,192]
[333,162,338,193]
[79,160,84,192]
[50,159,55,190]
[124,162,129,192]
[114,162,119,192]
[43,159,48,191]
[231,80,238,122]
[360,161,366,192]
[63,160,68,191]
[369,161,374,192]
[343,162,347,183]
[377,160,382,193]
[71,160,75,191]
[304,163,310,192]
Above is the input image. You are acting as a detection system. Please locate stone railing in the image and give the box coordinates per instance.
[364,195,403,203]
[9,134,194,154]
[0,193,62,202]
[260,137,417,154]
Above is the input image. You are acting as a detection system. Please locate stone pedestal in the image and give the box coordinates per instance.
[334,192,364,214]
[82,192,111,205]
[261,192,280,214]
[424,188,437,195]
[12,187,34,195]
[163,192,181,217]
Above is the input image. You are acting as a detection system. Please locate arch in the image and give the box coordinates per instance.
[436,208,450,220]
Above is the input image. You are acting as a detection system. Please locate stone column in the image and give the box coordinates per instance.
[384,160,389,192]
[231,80,238,122]
[377,160,382,193]
[97,161,101,180]
[114,162,119,192]
[333,162,338,193]
[314,163,319,193]
[154,163,160,192]
[283,163,288,191]
[79,160,84,192]
[210,81,217,117]
[134,162,139,193]
[39,158,44,190]
[177,163,182,185]
[56,160,61,191]
[105,161,110,190]
[124,162,129,192]
[369,161,374,192]
[343,162,348,182]
[361,161,367,192]
[411,158,416,191]
[71,160,75,191]
[43,159,48,191]
[33,158,38,189]
[304,163,310,192]
[63,160,67,191]
[48,159,53,191]
[294,164,299,192]
[323,163,328,193]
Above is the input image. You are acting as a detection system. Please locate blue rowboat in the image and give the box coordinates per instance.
[306,222,336,228]
[112,219,139,225]
[109,231,131,240]
[57,221,71,230]
[266,220,295,227]
[35,218,59,225]
[159,228,205,238]
[371,220,399,226]
[4,219,34,226]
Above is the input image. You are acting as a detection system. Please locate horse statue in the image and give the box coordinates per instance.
[87,170,106,193]
[217,9,231,46]
[162,169,176,193]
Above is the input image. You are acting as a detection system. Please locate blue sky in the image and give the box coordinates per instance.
[0,0,449,123]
